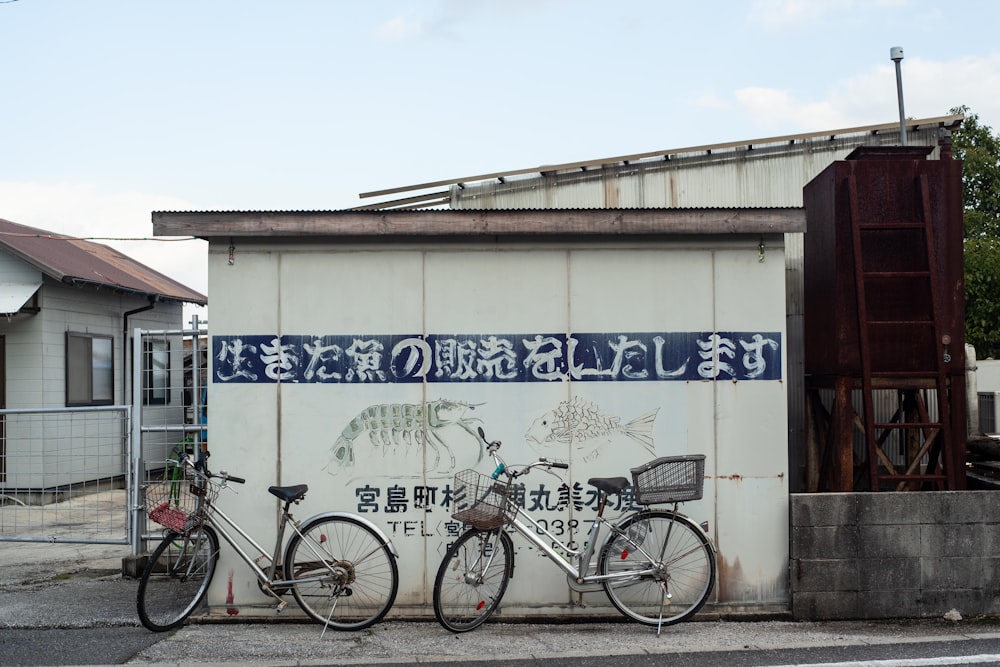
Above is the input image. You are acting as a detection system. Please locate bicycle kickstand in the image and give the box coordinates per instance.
[657,584,672,636]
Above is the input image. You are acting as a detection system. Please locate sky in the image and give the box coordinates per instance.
[2,0,999,323]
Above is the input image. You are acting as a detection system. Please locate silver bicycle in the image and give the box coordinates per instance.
[433,427,715,633]
[136,450,399,633]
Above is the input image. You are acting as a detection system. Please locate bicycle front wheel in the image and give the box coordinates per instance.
[598,510,715,627]
[137,526,219,632]
[433,528,514,633]
[284,515,399,631]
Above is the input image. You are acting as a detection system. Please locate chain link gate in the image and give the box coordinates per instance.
[129,317,208,555]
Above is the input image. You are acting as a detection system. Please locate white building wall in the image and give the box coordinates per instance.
[976,359,1000,393]
[0,276,186,488]
[207,235,789,616]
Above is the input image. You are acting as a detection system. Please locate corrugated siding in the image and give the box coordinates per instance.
[453,128,947,210]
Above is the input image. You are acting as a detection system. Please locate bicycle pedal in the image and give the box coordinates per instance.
[275,600,288,613]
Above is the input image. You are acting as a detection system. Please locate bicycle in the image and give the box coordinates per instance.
[433,427,716,634]
[136,450,399,633]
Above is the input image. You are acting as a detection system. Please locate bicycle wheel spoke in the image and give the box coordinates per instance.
[433,528,513,633]
[599,511,715,627]
[286,516,398,631]
[137,528,219,632]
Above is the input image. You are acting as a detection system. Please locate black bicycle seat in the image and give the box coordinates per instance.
[587,477,630,496]
[268,484,309,503]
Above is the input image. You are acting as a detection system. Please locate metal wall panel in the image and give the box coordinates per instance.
[207,236,790,617]
[452,128,947,211]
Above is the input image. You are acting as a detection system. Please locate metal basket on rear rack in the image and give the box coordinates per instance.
[630,455,706,505]
[144,466,217,535]
[450,469,514,530]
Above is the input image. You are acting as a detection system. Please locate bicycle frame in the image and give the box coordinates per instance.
[176,464,361,604]
[504,501,663,586]
[199,502,311,598]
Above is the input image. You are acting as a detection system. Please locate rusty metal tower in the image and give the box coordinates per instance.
[802,144,966,492]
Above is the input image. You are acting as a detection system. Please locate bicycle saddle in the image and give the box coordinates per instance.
[587,477,629,496]
[268,484,309,503]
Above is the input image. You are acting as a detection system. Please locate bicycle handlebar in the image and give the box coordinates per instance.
[477,427,569,477]
[172,449,246,485]
[218,472,246,485]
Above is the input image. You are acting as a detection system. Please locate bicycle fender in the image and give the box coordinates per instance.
[299,511,399,558]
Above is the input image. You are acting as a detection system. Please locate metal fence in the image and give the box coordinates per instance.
[130,322,208,554]
[0,405,131,545]
[0,317,208,554]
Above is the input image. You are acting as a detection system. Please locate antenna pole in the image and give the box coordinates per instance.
[890,46,906,146]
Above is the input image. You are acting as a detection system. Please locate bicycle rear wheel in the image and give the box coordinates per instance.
[433,528,514,633]
[284,515,399,631]
[137,526,219,632]
[598,510,715,627]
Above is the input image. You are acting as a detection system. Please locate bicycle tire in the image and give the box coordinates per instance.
[598,510,715,627]
[137,526,219,632]
[433,528,514,633]
[284,515,399,631]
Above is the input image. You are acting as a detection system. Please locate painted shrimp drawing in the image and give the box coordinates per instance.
[325,399,484,479]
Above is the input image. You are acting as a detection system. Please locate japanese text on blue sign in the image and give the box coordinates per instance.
[214,331,782,384]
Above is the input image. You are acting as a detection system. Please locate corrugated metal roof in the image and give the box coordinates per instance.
[356,114,964,210]
[0,218,206,305]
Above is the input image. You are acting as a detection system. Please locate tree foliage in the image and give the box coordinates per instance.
[950,105,1000,359]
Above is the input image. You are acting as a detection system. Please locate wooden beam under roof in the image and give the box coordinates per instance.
[153,207,806,238]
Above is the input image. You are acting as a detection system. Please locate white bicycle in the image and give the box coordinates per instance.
[137,450,399,633]
[433,427,715,634]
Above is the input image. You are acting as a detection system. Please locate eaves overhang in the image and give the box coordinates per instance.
[152,207,806,239]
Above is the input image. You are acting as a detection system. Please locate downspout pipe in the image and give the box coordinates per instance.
[123,294,160,404]
[123,294,158,558]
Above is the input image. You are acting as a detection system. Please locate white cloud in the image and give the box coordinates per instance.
[373,12,425,42]
[748,0,855,30]
[734,86,848,130]
[730,54,1000,134]
[0,181,208,323]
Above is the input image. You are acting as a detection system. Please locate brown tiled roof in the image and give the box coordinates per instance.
[0,218,206,305]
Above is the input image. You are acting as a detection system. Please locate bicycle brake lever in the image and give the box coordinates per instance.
[540,457,570,470]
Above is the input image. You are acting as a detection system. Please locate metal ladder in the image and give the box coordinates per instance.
[848,172,951,490]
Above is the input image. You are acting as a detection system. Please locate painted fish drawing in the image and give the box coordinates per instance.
[525,397,658,462]
[326,398,484,478]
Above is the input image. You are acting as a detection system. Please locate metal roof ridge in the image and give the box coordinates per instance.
[358,114,964,201]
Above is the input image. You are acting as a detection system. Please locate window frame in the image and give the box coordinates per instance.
[65,331,115,407]
[142,339,170,405]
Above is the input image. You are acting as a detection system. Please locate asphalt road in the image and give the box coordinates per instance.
[3,541,1000,666]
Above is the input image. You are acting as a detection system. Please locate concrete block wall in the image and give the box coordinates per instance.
[790,491,1000,620]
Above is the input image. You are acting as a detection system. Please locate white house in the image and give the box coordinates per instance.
[0,217,206,491]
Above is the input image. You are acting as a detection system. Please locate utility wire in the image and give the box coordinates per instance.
[0,231,198,242]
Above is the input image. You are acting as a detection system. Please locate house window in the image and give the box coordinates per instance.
[66,332,114,406]
[143,340,170,405]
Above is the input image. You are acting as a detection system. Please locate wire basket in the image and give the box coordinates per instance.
[630,455,705,505]
[145,470,217,535]
[450,469,514,530]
